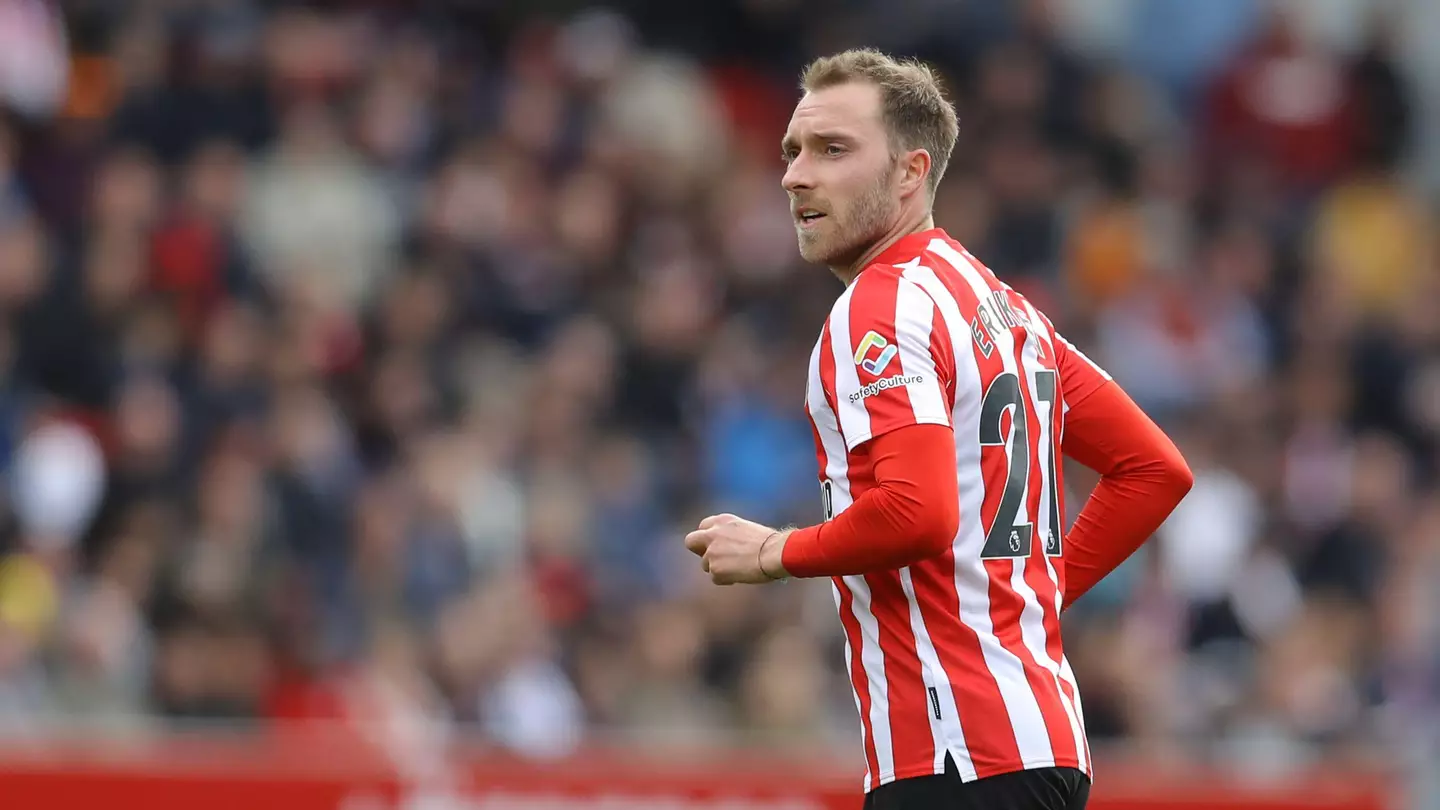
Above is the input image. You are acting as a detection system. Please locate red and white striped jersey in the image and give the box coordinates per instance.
[805,228,1111,792]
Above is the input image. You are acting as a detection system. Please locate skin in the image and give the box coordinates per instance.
[684,79,939,585]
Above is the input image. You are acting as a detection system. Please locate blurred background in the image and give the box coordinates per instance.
[0,0,1435,808]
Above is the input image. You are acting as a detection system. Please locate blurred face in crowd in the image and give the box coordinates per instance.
[782,81,902,269]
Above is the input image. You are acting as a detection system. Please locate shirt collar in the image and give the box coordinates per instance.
[871,227,947,268]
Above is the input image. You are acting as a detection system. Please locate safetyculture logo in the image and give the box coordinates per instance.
[849,373,923,404]
[853,330,898,376]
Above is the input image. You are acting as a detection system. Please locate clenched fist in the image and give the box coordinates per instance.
[684,513,791,585]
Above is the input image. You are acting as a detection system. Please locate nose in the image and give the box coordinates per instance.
[782,153,813,195]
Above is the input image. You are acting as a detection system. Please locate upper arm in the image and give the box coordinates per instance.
[1050,327,1113,414]
[830,271,956,452]
[1045,321,1185,479]
[1061,376,1192,487]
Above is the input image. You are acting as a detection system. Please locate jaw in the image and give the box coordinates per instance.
[797,229,832,264]
[797,216,870,270]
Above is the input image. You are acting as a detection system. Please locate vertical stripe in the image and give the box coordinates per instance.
[806,338,830,494]
[846,466,930,783]
[892,277,950,423]
[931,302,958,407]
[865,568,934,782]
[849,574,895,783]
[813,322,846,489]
[899,567,971,778]
[1030,306,1071,604]
[829,284,872,445]
[1059,655,1094,778]
[1005,297,1081,769]
[836,580,879,789]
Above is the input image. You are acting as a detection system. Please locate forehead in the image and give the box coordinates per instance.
[784,82,885,142]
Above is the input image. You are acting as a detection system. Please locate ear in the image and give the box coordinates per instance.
[898,148,931,201]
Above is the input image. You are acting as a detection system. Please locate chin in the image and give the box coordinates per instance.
[796,237,827,265]
[797,244,826,264]
[797,237,849,267]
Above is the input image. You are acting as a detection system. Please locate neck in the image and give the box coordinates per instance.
[832,210,935,286]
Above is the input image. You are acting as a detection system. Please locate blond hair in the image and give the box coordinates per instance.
[800,49,959,197]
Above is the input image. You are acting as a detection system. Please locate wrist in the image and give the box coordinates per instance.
[759,528,793,580]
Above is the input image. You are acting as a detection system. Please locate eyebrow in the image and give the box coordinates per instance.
[781,130,857,153]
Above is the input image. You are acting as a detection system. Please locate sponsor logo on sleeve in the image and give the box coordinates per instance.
[853,330,899,376]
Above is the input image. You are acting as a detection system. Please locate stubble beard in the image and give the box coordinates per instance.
[798,169,897,269]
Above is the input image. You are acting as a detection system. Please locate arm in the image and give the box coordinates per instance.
[779,423,958,578]
[1056,340,1193,606]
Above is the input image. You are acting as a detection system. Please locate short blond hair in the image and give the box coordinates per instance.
[800,49,959,198]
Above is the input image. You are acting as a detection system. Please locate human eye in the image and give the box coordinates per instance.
[825,143,847,157]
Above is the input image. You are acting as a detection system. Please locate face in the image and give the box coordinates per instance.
[782,82,901,267]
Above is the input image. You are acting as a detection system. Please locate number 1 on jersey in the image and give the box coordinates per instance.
[1035,370,1062,557]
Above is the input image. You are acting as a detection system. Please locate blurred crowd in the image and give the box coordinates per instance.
[0,0,1436,797]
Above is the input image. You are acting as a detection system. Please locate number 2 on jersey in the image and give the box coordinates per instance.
[979,370,1062,559]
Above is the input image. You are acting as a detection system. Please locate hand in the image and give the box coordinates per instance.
[684,513,790,585]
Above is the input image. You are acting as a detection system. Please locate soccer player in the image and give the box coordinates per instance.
[683,50,1194,810]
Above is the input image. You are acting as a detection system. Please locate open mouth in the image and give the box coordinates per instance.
[797,210,826,228]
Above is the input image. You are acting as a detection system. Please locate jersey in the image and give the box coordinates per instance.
[804,228,1112,792]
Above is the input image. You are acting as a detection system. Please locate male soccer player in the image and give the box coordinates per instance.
[683,49,1194,810]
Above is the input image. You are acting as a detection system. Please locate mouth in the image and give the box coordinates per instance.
[795,207,827,229]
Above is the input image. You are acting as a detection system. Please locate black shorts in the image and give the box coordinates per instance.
[863,755,1090,810]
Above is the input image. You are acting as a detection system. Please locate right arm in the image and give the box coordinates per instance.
[780,423,958,578]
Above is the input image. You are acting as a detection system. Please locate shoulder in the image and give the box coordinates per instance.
[835,264,941,320]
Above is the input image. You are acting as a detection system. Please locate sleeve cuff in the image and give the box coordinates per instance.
[780,524,826,579]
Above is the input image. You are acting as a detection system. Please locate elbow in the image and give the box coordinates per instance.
[886,502,957,566]
[914,501,959,559]
[878,480,958,564]
[1163,453,1195,503]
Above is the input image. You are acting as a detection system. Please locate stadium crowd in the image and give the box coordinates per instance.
[0,0,1436,798]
